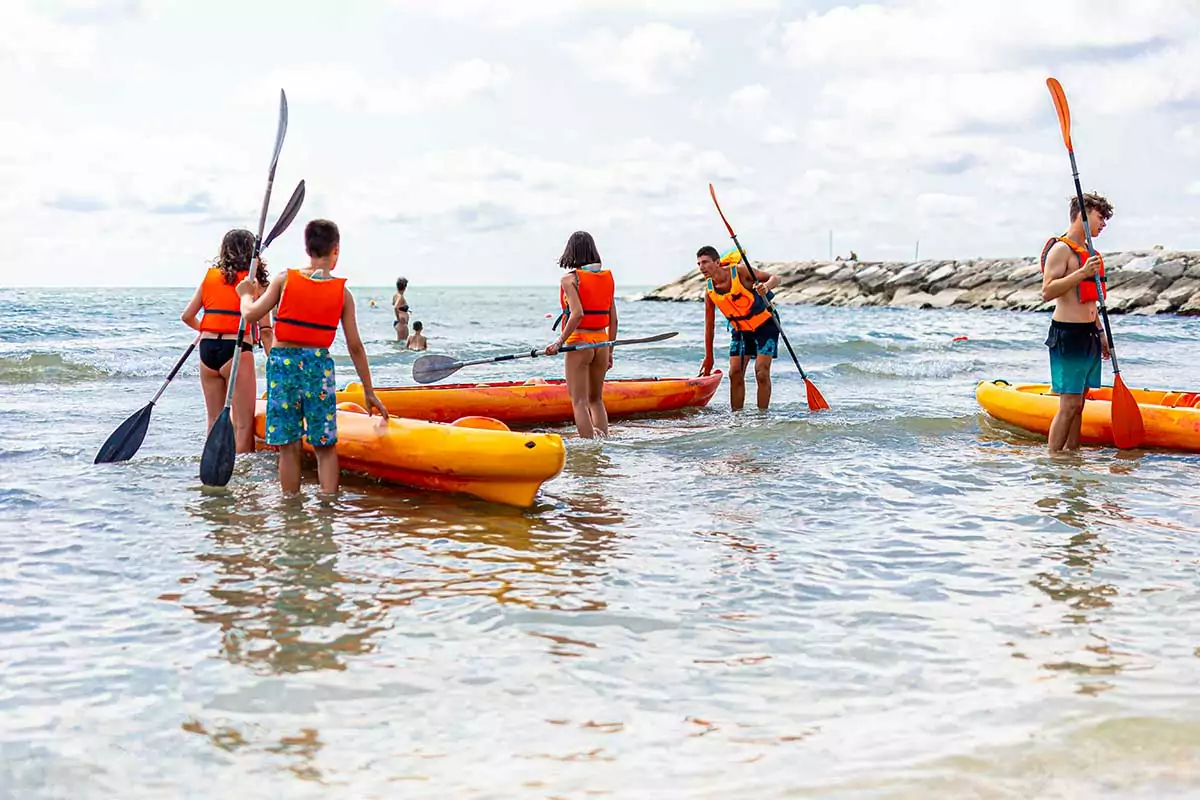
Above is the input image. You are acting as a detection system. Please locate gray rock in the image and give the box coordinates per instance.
[1178,291,1200,315]
[1159,279,1200,307]
[1152,258,1187,281]
[1121,255,1160,273]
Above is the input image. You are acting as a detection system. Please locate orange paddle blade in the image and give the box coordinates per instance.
[805,378,830,411]
[1046,77,1073,152]
[708,182,736,237]
[1109,375,1145,449]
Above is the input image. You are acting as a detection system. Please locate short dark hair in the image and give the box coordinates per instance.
[1070,192,1113,222]
[396,277,408,292]
[304,219,340,258]
[696,245,720,261]
[413,321,422,331]
[558,231,602,270]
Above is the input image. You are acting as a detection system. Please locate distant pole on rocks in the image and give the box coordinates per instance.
[915,240,920,261]
[828,230,833,260]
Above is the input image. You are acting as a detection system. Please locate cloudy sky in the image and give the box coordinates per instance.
[3,0,1198,288]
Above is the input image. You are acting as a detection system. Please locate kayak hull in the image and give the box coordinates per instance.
[975,379,1200,452]
[339,372,724,426]
[252,400,565,507]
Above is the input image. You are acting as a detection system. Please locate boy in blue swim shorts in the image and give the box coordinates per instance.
[238,219,388,494]
[1039,191,1113,452]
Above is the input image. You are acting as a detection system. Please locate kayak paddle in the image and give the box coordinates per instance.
[412,332,679,385]
[1046,77,1144,449]
[708,182,830,411]
[93,180,304,467]
[93,334,201,463]
[200,89,292,488]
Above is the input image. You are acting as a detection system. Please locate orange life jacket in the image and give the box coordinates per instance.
[273,269,346,348]
[1040,235,1106,303]
[199,267,247,335]
[553,267,615,331]
[707,265,773,332]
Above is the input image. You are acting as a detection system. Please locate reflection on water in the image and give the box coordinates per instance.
[180,492,381,676]
[1028,461,1128,695]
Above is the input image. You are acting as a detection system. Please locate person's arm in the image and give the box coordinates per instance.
[239,272,285,323]
[252,281,274,354]
[606,299,618,368]
[180,283,204,332]
[546,275,583,355]
[700,293,715,376]
[740,264,779,294]
[341,288,389,420]
[1041,243,1097,302]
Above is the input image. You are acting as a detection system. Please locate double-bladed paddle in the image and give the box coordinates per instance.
[412,332,679,385]
[93,178,305,465]
[707,182,830,411]
[199,89,292,487]
[1045,77,1144,449]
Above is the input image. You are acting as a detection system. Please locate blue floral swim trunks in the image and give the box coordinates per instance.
[264,347,338,447]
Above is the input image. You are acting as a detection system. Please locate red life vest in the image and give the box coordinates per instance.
[707,266,773,332]
[199,267,246,334]
[554,268,615,331]
[1040,235,1106,303]
[273,269,347,348]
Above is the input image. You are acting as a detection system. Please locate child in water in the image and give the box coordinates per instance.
[406,321,427,351]
[180,229,272,454]
[237,218,388,495]
[392,277,410,342]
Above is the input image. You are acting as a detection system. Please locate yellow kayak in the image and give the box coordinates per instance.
[976,379,1200,452]
[252,399,566,507]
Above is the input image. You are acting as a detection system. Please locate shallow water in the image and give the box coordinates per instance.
[2,286,1199,798]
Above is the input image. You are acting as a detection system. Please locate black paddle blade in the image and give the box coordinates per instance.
[199,407,236,487]
[262,179,305,251]
[93,403,153,464]
[412,354,461,385]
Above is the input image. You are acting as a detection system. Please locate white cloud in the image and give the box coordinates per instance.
[566,23,701,95]
[246,59,510,115]
[723,84,797,144]
[778,1,1196,74]
[390,0,779,27]
[1188,182,1200,196]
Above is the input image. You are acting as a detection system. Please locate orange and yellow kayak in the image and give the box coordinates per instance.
[975,379,1200,452]
[252,399,565,507]
[338,372,724,426]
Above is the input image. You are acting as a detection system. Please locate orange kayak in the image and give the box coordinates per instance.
[252,399,565,507]
[975,379,1200,452]
[338,372,724,426]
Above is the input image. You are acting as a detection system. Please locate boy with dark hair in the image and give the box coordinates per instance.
[1039,192,1114,452]
[406,320,427,351]
[696,244,782,411]
[238,219,388,494]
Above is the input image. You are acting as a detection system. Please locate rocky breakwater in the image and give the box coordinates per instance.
[642,248,1200,315]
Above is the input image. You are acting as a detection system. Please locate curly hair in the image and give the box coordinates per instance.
[213,229,268,286]
[1070,192,1114,222]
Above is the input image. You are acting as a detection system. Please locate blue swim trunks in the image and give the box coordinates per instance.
[1046,320,1102,395]
[265,346,338,447]
[730,317,780,359]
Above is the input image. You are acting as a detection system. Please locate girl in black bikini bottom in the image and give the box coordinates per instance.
[199,334,256,371]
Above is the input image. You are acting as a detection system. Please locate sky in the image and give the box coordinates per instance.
[2,0,1198,288]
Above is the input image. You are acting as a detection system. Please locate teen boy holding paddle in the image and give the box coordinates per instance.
[696,245,782,411]
[1039,192,1113,452]
[237,219,388,494]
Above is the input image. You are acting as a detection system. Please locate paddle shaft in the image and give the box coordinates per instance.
[151,336,200,404]
[220,95,287,410]
[1064,149,1124,376]
[724,231,811,380]
[459,334,668,368]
